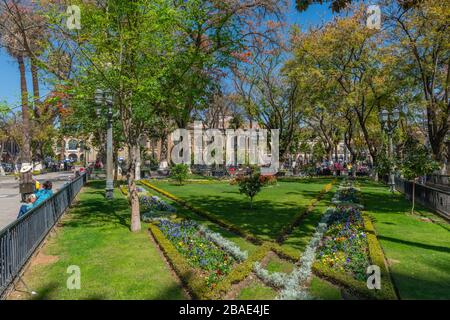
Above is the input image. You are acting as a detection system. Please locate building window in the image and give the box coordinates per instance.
[68,139,78,151]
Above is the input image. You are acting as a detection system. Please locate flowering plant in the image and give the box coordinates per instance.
[140,195,176,213]
[316,207,369,281]
[157,220,235,287]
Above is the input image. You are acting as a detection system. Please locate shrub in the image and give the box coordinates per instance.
[236,167,265,208]
[170,163,189,185]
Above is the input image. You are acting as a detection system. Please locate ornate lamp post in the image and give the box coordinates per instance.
[95,88,114,200]
[379,108,400,192]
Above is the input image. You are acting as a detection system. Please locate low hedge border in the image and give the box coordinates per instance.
[140,180,262,245]
[276,179,336,243]
[362,214,398,300]
[148,222,210,299]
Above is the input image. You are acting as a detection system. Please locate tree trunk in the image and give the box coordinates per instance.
[411,180,416,214]
[135,144,141,180]
[60,138,66,161]
[128,144,141,232]
[30,59,41,118]
[18,55,31,163]
[113,148,119,182]
[0,143,4,176]
[160,133,168,163]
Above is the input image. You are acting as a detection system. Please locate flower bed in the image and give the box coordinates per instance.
[312,179,397,300]
[316,207,370,281]
[156,219,236,288]
[140,194,176,221]
[331,180,363,207]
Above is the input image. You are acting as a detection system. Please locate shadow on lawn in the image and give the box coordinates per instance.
[180,195,307,239]
[377,235,450,254]
[389,269,450,300]
[160,180,334,240]
[61,181,130,230]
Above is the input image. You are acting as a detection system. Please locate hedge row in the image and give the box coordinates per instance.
[140,180,262,245]
[276,179,336,244]
[362,214,398,300]
[148,223,210,299]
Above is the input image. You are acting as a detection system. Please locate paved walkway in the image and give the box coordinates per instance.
[0,171,74,231]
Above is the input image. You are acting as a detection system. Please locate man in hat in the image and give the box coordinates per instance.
[19,164,36,202]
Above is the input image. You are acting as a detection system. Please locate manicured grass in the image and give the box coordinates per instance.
[237,281,278,300]
[281,185,336,256]
[265,255,295,274]
[148,178,333,242]
[360,179,450,300]
[17,181,186,300]
[309,276,342,300]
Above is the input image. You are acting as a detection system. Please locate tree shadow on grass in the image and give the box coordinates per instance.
[61,181,131,230]
[179,196,305,239]
[377,235,450,254]
[30,281,59,300]
[389,269,450,300]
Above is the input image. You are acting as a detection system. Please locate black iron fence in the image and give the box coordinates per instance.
[0,172,88,297]
[393,176,450,220]
[425,174,450,188]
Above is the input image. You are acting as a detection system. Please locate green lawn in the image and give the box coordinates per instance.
[237,280,277,300]
[17,181,186,300]
[360,179,450,300]
[148,178,333,242]
[309,276,342,300]
[281,185,336,255]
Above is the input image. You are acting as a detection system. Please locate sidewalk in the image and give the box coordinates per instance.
[0,171,74,230]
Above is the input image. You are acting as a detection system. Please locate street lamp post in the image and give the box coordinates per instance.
[379,109,400,193]
[95,89,114,200]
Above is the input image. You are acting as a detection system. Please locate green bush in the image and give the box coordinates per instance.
[236,167,264,208]
[170,164,189,185]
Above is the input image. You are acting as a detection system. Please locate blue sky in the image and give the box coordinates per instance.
[0,2,334,108]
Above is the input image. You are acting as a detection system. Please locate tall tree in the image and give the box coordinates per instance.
[384,0,450,170]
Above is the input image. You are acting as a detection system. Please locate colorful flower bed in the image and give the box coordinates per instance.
[140,194,176,221]
[316,207,370,281]
[157,219,235,287]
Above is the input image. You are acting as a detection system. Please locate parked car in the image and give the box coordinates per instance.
[1,162,14,173]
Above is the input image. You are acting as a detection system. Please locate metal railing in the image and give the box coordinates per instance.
[425,174,450,189]
[393,176,450,220]
[0,172,88,297]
